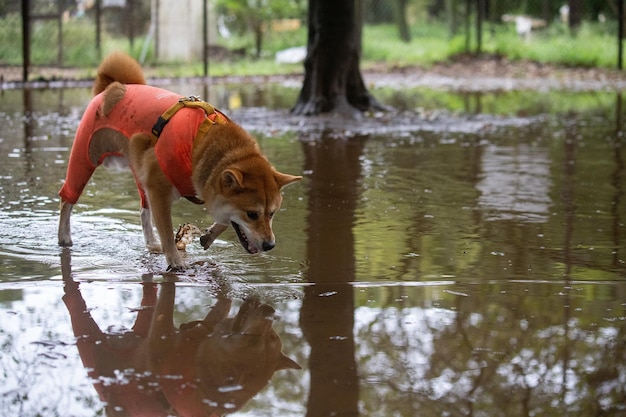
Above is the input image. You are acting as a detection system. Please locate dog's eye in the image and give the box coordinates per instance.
[269,211,275,219]
[247,211,259,220]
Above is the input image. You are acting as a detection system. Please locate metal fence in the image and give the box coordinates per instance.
[1,0,625,84]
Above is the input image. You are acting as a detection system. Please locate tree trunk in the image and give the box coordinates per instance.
[394,0,411,42]
[292,0,387,117]
[253,23,263,58]
[568,0,582,29]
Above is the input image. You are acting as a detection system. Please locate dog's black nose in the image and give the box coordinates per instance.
[262,241,275,251]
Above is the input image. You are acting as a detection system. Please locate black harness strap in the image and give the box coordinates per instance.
[184,195,205,205]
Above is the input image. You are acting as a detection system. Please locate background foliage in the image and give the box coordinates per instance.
[0,0,624,81]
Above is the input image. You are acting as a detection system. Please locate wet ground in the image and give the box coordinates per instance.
[0,75,625,416]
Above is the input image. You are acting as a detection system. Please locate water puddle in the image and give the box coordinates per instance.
[0,82,624,415]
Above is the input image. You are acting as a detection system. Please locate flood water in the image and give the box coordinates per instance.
[0,81,625,416]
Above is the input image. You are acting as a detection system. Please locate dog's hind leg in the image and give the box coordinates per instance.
[140,207,161,251]
[58,121,101,247]
[58,201,74,246]
[58,126,129,246]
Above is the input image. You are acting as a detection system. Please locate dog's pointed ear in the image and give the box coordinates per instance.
[276,353,302,371]
[274,171,302,189]
[222,168,245,190]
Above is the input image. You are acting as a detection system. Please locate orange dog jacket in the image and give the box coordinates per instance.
[59,84,227,208]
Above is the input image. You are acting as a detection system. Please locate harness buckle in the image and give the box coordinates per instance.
[151,116,168,138]
[180,95,202,103]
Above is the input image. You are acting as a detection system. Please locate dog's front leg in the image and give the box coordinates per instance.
[147,190,186,271]
[200,222,228,250]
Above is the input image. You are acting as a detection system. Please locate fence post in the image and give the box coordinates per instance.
[464,0,470,53]
[617,0,624,69]
[95,0,102,60]
[57,0,63,65]
[154,0,159,61]
[128,0,135,49]
[21,0,31,82]
[476,0,483,54]
[203,0,208,76]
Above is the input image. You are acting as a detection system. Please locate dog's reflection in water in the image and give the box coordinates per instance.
[61,252,300,416]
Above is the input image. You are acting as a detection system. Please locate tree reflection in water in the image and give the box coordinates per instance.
[297,125,626,416]
[300,132,366,417]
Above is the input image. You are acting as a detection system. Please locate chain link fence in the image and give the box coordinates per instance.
[1,0,624,84]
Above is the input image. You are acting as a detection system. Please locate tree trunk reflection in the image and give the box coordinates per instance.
[300,133,366,417]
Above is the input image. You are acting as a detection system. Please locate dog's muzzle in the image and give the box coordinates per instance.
[231,221,275,254]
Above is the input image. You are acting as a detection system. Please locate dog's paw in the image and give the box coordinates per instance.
[200,233,215,250]
[166,257,189,273]
[146,243,163,253]
[200,223,228,250]
[58,237,73,247]
[58,229,73,247]
[165,245,189,272]
[166,264,187,273]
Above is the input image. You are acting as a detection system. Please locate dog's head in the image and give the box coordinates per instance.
[209,161,301,254]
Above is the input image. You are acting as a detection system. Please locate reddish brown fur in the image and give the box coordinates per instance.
[58,52,301,270]
[92,51,146,95]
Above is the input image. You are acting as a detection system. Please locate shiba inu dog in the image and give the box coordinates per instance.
[58,52,301,270]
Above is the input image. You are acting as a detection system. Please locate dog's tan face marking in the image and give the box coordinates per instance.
[210,166,300,254]
[233,201,279,254]
[218,169,281,254]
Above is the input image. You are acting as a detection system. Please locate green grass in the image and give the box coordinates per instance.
[481,21,618,68]
[0,14,101,67]
[0,12,622,79]
[146,60,303,78]
[361,20,620,70]
[362,22,453,67]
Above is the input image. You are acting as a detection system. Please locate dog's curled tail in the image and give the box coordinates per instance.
[92,51,146,96]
